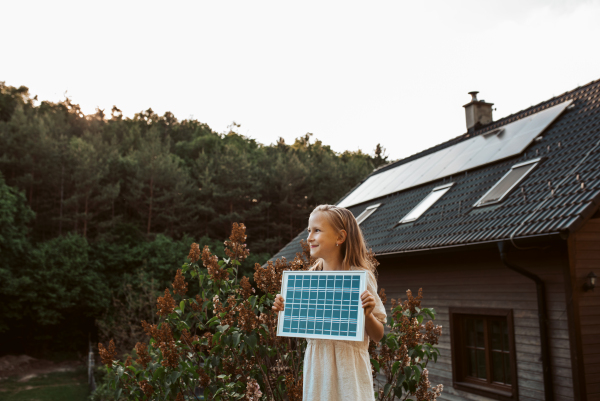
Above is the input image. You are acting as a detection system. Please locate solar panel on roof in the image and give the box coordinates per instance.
[338,100,572,208]
[276,271,367,341]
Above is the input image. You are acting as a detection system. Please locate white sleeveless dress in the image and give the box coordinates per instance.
[302,266,387,400]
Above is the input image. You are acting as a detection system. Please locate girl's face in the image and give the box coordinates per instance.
[307,212,343,260]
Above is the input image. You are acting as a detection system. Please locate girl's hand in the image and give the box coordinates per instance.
[361,290,376,317]
[272,294,285,312]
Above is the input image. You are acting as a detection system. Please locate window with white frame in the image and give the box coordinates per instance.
[399,183,453,224]
[355,203,381,225]
[474,158,540,207]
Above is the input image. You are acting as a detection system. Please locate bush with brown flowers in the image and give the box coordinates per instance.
[97,223,443,401]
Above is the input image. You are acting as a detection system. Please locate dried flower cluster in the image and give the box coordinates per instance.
[190,294,205,312]
[254,258,288,294]
[188,242,201,263]
[139,380,154,397]
[156,288,176,316]
[240,276,254,299]
[141,320,181,368]
[378,288,387,306]
[245,377,263,401]
[224,222,250,263]
[415,369,443,400]
[172,269,188,296]
[202,245,229,281]
[285,373,303,401]
[98,339,117,365]
[423,320,443,345]
[135,342,151,368]
[198,368,211,387]
[237,300,260,333]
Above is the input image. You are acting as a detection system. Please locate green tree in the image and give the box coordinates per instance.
[0,172,35,332]
[124,126,197,236]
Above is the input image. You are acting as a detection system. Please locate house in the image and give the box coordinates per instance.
[270,79,600,400]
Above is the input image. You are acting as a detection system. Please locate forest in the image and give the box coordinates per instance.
[0,82,389,356]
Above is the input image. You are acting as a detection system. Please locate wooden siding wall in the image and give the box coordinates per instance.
[569,217,600,400]
[377,244,574,401]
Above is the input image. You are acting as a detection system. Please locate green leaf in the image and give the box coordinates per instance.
[370,358,380,372]
[153,366,165,381]
[180,300,185,314]
[170,371,182,383]
[384,383,392,397]
[217,324,230,333]
[414,365,421,383]
[391,361,400,376]
[232,332,242,347]
[246,334,257,348]
[417,314,424,325]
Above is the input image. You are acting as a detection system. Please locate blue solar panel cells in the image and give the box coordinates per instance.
[281,274,362,338]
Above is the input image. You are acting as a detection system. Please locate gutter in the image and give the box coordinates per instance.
[374,232,561,258]
[498,241,554,401]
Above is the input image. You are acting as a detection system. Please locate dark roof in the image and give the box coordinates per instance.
[272,78,600,260]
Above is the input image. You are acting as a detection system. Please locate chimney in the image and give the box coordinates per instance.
[463,91,493,132]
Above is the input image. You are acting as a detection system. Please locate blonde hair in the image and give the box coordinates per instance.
[309,204,375,277]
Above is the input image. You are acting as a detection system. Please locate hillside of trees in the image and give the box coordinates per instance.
[0,82,388,356]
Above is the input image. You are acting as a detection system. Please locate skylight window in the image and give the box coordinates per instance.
[355,204,380,225]
[474,158,540,207]
[399,183,453,224]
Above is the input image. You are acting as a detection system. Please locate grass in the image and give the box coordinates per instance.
[0,367,89,401]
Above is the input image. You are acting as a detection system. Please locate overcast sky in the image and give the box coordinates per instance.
[2,0,599,160]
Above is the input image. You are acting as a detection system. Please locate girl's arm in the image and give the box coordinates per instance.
[361,290,384,342]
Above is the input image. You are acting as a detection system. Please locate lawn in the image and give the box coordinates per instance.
[0,367,89,401]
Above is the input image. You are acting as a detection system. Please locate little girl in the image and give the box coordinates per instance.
[272,204,386,400]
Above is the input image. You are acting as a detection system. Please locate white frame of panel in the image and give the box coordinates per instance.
[276,270,367,342]
[473,158,541,207]
[399,183,454,224]
[355,203,381,225]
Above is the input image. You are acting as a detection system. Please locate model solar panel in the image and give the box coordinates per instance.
[276,271,367,342]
